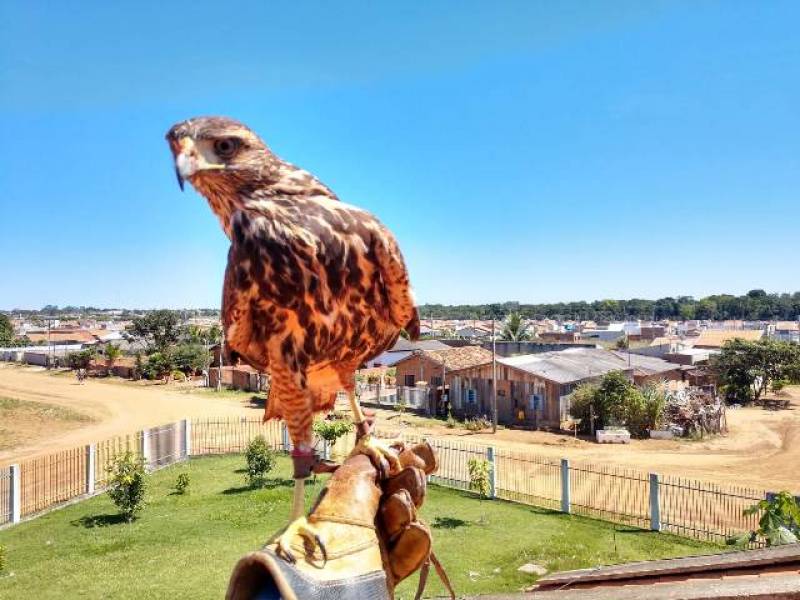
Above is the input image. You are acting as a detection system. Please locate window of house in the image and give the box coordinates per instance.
[431,376,442,386]
[404,374,415,387]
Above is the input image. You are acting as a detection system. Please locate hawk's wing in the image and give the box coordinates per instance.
[373,231,420,340]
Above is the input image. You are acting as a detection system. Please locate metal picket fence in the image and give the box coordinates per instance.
[0,416,772,546]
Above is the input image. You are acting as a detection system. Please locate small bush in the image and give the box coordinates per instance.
[313,417,353,444]
[175,472,190,495]
[467,457,492,523]
[0,544,6,574]
[245,436,276,487]
[106,451,147,522]
[445,409,457,429]
[172,370,186,382]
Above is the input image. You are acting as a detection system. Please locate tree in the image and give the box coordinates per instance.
[67,348,96,370]
[140,352,175,380]
[104,344,122,367]
[128,310,180,354]
[0,314,14,346]
[568,371,661,438]
[172,343,210,374]
[106,451,147,522]
[711,339,800,404]
[467,457,492,523]
[500,312,531,342]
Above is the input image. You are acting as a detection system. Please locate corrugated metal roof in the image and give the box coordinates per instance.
[498,348,631,384]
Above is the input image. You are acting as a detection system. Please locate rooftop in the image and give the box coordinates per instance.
[421,346,494,371]
[693,329,764,348]
[492,348,679,384]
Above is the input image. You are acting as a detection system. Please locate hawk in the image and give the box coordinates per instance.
[166,116,419,557]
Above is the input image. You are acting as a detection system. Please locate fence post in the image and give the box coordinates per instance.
[281,422,290,452]
[486,446,496,499]
[10,463,20,523]
[649,473,661,531]
[142,428,151,471]
[560,458,571,514]
[86,444,96,495]
[183,419,192,457]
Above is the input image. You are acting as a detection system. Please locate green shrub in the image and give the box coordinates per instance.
[568,372,656,438]
[445,409,457,429]
[175,472,190,495]
[106,451,147,522]
[730,491,800,547]
[140,352,174,380]
[628,384,667,437]
[172,343,210,374]
[0,544,6,574]
[245,436,276,487]
[67,348,96,370]
[467,457,492,523]
[172,370,186,382]
[313,418,353,444]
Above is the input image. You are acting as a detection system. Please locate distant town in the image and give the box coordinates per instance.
[2,289,798,435]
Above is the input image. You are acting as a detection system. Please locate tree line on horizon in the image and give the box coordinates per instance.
[418,290,800,322]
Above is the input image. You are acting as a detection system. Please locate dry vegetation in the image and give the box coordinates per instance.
[0,396,92,451]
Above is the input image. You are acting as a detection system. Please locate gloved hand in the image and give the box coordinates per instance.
[226,441,453,600]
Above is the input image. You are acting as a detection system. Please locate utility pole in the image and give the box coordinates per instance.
[216,329,224,392]
[491,318,497,433]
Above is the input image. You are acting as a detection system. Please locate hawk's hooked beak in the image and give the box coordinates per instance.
[171,136,226,192]
[175,165,185,191]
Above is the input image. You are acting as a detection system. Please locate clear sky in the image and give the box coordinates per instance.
[1,1,798,310]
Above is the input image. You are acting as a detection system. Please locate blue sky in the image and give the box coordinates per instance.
[1,1,798,309]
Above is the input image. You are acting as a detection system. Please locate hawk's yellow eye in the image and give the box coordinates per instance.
[214,138,240,158]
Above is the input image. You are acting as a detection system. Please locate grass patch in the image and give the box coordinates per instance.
[0,397,91,422]
[0,396,93,451]
[0,455,718,599]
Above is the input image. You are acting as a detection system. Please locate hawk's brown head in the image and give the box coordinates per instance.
[166,116,339,235]
[165,116,276,193]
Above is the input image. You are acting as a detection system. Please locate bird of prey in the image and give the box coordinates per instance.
[165,116,419,558]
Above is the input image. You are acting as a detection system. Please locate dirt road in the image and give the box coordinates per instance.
[372,395,800,492]
[0,364,251,464]
[2,364,798,491]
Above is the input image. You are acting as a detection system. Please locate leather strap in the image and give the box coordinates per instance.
[414,551,455,600]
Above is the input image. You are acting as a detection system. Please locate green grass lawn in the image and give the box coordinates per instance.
[0,455,718,599]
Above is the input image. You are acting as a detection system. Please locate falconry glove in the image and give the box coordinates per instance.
[226,441,454,600]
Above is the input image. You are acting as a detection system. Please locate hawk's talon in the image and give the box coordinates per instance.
[275,516,327,567]
[351,434,402,478]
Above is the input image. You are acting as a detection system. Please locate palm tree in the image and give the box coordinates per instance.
[500,312,531,341]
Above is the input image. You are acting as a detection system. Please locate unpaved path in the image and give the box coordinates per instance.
[373,393,800,492]
[0,364,251,464]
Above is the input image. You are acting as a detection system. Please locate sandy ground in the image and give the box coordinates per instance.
[372,395,800,492]
[1,363,798,491]
[0,364,251,464]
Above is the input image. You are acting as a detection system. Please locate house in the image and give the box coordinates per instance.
[364,338,450,368]
[450,347,679,428]
[539,331,582,343]
[773,321,800,343]
[393,346,494,388]
[693,328,764,349]
[392,346,494,414]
